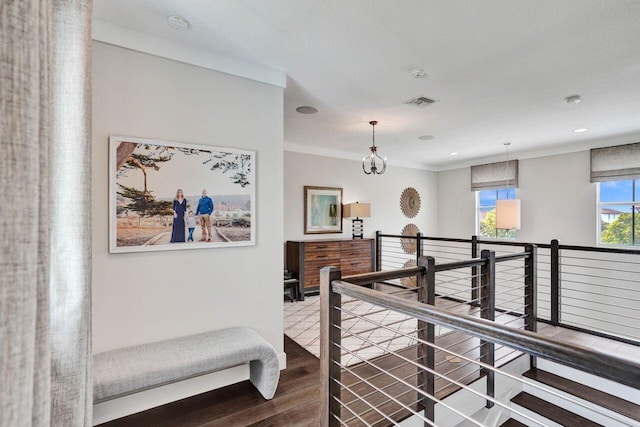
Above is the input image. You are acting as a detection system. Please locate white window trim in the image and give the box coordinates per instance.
[596,181,640,248]
[475,189,517,241]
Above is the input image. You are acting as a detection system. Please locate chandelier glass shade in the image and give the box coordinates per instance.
[362,120,387,175]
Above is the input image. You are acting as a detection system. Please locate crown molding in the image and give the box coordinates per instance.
[92,19,286,88]
[433,131,640,171]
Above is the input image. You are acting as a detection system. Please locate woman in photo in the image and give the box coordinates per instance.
[170,188,187,243]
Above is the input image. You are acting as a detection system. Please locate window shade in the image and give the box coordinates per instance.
[590,142,640,182]
[470,160,519,191]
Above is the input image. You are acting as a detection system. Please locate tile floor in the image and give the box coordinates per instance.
[284,295,450,366]
[284,295,640,366]
[284,295,416,365]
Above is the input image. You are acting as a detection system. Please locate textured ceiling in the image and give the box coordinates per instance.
[93,0,640,170]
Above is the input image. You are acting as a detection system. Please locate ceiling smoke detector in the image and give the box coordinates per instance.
[404,96,436,107]
[167,15,190,31]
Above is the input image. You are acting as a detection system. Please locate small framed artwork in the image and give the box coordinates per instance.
[109,135,255,253]
[304,186,343,234]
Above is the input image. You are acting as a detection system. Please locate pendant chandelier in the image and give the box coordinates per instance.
[496,142,521,230]
[362,120,387,175]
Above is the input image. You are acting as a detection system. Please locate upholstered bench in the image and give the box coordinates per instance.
[93,327,280,404]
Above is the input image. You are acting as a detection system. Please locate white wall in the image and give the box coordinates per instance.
[92,42,284,354]
[436,166,476,239]
[284,151,438,247]
[438,150,597,245]
[517,151,595,245]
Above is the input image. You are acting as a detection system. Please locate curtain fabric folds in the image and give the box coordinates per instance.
[470,159,519,191]
[0,1,93,426]
[590,142,640,182]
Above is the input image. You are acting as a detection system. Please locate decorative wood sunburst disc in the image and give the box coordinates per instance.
[400,223,420,254]
[400,187,421,218]
[401,259,418,288]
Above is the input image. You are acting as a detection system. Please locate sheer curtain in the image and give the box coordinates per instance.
[0,1,92,426]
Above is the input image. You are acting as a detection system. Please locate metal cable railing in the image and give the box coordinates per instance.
[320,263,640,427]
[377,233,640,345]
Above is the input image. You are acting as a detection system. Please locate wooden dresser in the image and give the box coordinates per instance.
[286,239,375,300]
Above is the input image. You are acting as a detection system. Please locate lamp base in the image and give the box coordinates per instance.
[352,218,364,239]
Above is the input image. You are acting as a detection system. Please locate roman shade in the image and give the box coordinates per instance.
[470,160,519,191]
[590,142,640,182]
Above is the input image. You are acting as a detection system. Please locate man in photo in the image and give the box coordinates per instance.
[195,188,214,242]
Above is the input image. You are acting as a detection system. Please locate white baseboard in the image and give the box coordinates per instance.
[93,352,287,425]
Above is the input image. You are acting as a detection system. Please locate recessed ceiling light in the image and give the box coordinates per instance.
[295,106,318,114]
[574,128,589,133]
[167,15,190,31]
[417,135,434,141]
[449,152,459,156]
[565,95,582,104]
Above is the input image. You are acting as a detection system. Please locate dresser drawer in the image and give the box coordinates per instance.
[305,241,340,254]
[340,240,371,251]
[341,259,372,276]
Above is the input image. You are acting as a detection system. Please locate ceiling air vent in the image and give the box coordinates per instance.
[404,96,436,107]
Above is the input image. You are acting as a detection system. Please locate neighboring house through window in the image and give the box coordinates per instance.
[598,179,640,246]
[477,188,516,239]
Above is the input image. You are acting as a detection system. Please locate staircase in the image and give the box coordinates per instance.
[499,359,640,427]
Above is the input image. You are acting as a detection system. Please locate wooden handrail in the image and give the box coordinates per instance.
[343,266,425,285]
[331,280,640,390]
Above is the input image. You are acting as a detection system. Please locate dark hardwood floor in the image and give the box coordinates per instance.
[98,336,321,427]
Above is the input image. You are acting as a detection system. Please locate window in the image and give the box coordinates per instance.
[598,180,640,246]
[477,188,516,239]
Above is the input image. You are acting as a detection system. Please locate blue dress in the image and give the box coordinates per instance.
[170,199,187,243]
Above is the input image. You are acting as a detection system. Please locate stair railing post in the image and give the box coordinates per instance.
[480,249,495,408]
[375,230,381,271]
[525,244,538,369]
[416,232,423,263]
[417,256,436,425]
[550,239,560,326]
[472,235,479,306]
[320,266,343,427]
[524,244,538,333]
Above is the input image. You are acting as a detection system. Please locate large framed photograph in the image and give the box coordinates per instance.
[109,135,255,253]
[304,186,343,234]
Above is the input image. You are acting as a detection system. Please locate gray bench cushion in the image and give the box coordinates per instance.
[93,327,280,403]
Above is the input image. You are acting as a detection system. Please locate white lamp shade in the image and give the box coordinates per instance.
[343,202,371,218]
[496,199,521,230]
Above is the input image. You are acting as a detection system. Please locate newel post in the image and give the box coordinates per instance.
[550,239,560,326]
[525,244,538,334]
[417,256,436,423]
[320,266,342,427]
[480,249,495,408]
[375,230,382,271]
